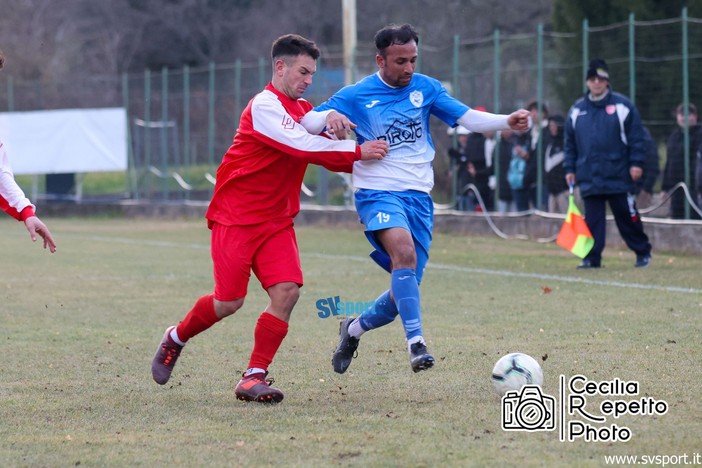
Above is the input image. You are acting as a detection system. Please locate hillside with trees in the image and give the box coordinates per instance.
[0,0,552,80]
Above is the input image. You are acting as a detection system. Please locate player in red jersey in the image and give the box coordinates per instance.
[151,34,388,403]
[0,49,56,253]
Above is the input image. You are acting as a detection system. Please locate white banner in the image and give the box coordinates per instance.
[0,108,128,175]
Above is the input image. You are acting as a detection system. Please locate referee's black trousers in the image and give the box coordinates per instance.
[583,193,652,266]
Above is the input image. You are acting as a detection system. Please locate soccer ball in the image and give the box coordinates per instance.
[491,352,543,396]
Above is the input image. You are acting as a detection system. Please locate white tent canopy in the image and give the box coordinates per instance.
[0,107,128,175]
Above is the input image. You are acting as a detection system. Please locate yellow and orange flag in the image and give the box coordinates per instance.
[556,190,594,258]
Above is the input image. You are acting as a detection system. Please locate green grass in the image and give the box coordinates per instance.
[0,217,700,467]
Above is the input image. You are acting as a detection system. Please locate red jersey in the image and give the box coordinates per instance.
[205,83,360,226]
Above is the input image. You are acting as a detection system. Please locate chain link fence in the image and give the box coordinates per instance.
[2,11,701,216]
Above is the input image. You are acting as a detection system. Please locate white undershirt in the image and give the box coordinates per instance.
[456,109,511,133]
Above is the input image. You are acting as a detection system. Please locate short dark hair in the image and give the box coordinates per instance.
[271,34,320,62]
[548,114,565,127]
[676,103,697,116]
[374,24,419,55]
[526,100,548,115]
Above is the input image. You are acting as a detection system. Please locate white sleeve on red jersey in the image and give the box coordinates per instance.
[299,109,335,135]
[250,91,358,159]
[0,141,35,220]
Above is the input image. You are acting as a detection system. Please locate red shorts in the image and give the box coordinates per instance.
[210,219,303,301]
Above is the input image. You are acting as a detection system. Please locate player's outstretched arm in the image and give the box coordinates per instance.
[456,108,529,133]
[24,216,57,253]
[359,140,388,161]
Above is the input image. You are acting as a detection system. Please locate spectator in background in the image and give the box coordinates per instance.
[464,107,494,211]
[543,114,569,213]
[661,103,702,219]
[483,128,498,209]
[508,129,532,211]
[636,127,660,210]
[526,100,550,210]
[447,126,475,211]
[564,58,652,269]
[527,100,549,153]
[0,48,57,253]
[494,129,516,213]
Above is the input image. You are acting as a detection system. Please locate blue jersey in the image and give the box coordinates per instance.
[316,72,469,193]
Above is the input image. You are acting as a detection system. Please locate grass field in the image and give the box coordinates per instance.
[1,217,700,467]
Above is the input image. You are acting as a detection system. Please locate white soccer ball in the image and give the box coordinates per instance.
[491,352,543,396]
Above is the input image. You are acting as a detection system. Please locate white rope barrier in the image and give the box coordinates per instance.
[434,182,702,244]
[148,166,193,190]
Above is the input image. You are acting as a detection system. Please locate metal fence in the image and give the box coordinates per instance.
[2,10,701,218]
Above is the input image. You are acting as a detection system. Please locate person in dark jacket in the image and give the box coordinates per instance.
[465,130,494,211]
[526,100,550,210]
[636,126,660,210]
[508,129,532,212]
[494,128,515,213]
[544,114,569,212]
[564,58,652,269]
[447,126,475,211]
[661,103,702,219]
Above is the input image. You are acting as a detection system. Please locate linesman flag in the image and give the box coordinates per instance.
[556,187,594,258]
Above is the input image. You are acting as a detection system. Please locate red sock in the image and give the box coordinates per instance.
[176,294,220,342]
[247,312,289,371]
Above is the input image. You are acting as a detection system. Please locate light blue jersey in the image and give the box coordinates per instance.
[315,72,469,193]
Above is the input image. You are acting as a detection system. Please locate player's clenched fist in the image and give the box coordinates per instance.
[507,109,531,132]
[359,140,389,160]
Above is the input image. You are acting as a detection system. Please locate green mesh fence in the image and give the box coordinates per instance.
[1,12,700,215]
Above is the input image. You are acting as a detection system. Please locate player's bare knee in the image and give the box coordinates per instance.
[214,298,244,319]
[391,243,417,268]
[276,282,300,304]
[268,282,300,313]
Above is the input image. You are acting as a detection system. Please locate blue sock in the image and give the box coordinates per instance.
[358,289,398,331]
[390,268,422,341]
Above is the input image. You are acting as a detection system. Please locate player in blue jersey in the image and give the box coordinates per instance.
[306,24,529,373]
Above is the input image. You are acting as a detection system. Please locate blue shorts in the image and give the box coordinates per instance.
[354,189,433,283]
